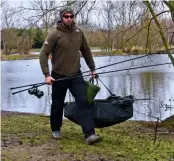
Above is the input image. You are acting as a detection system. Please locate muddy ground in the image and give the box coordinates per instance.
[1,111,174,161]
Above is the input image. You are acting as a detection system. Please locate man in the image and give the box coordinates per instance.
[39,6,102,145]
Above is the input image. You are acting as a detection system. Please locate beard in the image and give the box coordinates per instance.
[63,21,72,27]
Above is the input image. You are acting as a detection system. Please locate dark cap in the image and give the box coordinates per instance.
[59,6,74,20]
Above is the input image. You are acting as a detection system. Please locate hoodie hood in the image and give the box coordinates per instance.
[57,21,77,32]
[59,7,74,20]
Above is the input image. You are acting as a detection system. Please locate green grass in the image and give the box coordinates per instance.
[92,49,123,56]
[30,48,41,52]
[1,47,172,61]
[1,50,123,61]
[1,113,174,161]
[90,47,101,50]
[31,47,101,52]
[1,54,39,61]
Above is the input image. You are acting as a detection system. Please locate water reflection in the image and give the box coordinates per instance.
[1,55,174,121]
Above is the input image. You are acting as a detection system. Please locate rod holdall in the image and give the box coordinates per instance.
[85,77,100,104]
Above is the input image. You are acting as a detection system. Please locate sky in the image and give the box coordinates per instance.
[7,0,149,8]
[8,0,30,7]
[2,0,171,29]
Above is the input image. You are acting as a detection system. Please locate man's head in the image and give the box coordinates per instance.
[59,7,74,27]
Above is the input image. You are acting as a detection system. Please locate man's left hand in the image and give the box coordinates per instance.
[90,70,98,78]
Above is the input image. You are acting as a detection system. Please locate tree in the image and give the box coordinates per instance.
[33,27,45,48]
[1,1,18,54]
[163,1,174,23]
[144,1,174,66]
[28,0,57,34]
[2,29,18,54]
[76,1,96,27]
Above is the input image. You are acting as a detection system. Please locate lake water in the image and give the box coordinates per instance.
[1,54,174,121]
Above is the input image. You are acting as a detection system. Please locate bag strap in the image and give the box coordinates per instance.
[98,77,113,95]
[89,77,99,86]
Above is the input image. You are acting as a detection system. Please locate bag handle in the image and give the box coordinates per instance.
[89,77,99,86]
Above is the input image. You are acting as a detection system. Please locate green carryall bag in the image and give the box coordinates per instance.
[85,78,100,104]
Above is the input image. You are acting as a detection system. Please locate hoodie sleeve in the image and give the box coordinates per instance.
[80,30,95,71]
[39,30,56,77]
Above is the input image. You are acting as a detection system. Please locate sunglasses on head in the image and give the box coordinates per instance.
[63,15,74,19]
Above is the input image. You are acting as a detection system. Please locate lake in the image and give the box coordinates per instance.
[1,54,174,121]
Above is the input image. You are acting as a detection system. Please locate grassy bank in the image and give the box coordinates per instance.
[0,48,141,61]
[1,111,174,161]
[2,48,173,61]
[29,47,102,52]
[1,47,174,61]
[0,50,138,61]
[1,54,39,61]
[1,52,120,61]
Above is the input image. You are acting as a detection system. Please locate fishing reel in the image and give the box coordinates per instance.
[161,100,174,111]
[28,87,44,98]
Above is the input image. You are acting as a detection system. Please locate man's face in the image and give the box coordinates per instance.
[62,13,74,26]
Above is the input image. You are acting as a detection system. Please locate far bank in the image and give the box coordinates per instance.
[1,49,171,61]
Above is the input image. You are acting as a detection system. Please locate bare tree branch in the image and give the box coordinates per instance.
[75,1,88,16]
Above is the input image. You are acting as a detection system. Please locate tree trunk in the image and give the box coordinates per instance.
[144,1,174,66]
[163,1,174,23]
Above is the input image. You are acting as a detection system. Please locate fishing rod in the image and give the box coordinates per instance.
[52,48,174,83]
[53,62,171,82]
[11,62,171,95]
[12,83,44,95]
[94,62,172,76]
[133,109,162,121]
[10,48,174,90]
[92,47,174,72]
[10,82,46,90]
[16,61,173,89]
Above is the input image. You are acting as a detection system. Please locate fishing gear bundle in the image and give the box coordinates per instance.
[64,94,134,128]
[28,87,44,98]
[10,83,45,99]
[10,48,173,128]
[64,78,151,128]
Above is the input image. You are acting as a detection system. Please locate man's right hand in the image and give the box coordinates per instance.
[45,76,55,85]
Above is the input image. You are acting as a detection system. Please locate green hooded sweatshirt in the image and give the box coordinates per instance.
[39,21,95,77]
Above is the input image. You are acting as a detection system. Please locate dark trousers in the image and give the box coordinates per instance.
[50,70,95,138]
